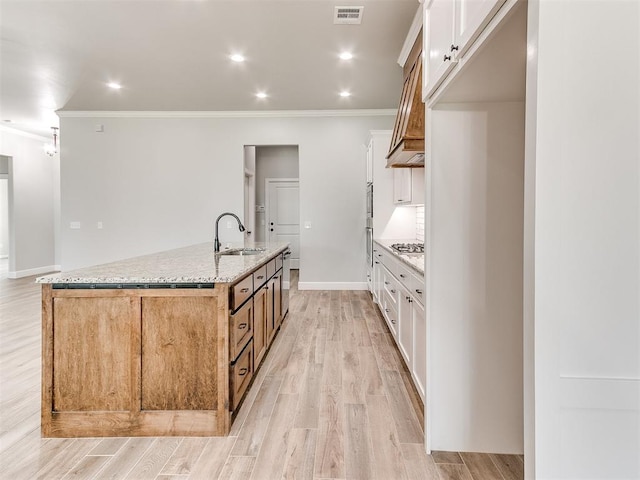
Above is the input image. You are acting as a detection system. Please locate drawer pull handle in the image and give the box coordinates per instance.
[240,288,250,293]
[400,274,406,278]
[238,322,247,329]
[257,275,264,279]
[391,289,396,294]
[443,54,452,62]
[391,319,396,324]
[415,289,423,295]
[375,261,380,264]
[385,308,390,313]
[384,281,390,285]
[239,367,248,376]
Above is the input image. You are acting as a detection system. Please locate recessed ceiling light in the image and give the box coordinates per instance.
[107,82,122,90]
[256,92,268,99]
[230,54,245,63]
[339,52,353,60]
[339,91,351,98]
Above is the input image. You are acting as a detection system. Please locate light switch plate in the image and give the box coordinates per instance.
[70,221,81,229]
[304,221,312,229]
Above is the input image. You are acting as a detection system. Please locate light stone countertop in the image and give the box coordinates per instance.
[36,242,290,285]
[374,239,425,276]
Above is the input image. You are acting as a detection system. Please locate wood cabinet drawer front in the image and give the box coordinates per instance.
[253,265,268,288]
[230,299,253,360]
[266,259,276,279]
[231,341,253,411]
[231,275,253,311]
[275,254,283,272]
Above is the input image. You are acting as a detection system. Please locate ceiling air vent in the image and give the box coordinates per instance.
[334,6,364,25]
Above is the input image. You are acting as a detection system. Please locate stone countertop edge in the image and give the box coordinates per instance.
[373,238,425,276]
[36,242,290,285]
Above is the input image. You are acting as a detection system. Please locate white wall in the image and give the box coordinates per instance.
[429,102,525,453]
[59,113,394,288]
[527,1,640,477]
[254,145,299,242]
[0,127,58,277]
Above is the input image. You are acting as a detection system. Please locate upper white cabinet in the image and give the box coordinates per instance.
[394,168,425,205]
[366,140,373,183]
[424,0,507,98]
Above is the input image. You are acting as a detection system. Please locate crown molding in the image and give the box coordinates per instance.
[56,109,396,119]
[397,3,423,67]
[0,125,50,142]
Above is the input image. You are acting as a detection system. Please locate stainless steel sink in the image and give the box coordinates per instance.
[217,248,266,256]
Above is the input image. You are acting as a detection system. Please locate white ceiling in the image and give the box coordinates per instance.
[0,0,419,137]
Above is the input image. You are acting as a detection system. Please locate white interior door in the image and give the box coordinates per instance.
[266,179,300,269]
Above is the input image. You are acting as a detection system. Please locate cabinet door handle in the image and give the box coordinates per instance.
[375,261,380,264]
[384,281,390,285]
[239,367,248,376]
[385,308,390,313]
[400,274,406,278]
[257,275,264,279]
[391,319,396,324]
[406,297,413,303]
[443,54,452,62]
[450,44,459,52]
[391,289,396,294]
[240,288,250,293]
[415,289,423,295]
[238,322,247,330]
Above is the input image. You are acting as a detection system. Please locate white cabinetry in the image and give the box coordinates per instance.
[373,241,426,402]
[393,168,425,205]
[366,139,373,183]
[424,0,506,97]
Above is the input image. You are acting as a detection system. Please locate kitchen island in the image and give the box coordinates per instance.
[37,242,289,438]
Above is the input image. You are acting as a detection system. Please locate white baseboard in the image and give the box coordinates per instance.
[298,282,368,291]
[9,264,61,279]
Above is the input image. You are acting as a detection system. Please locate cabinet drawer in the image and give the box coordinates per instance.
[396,261,413,290]
[230,299,253,361]
[253,265,268,288]
[411,272,425,306]
[231,275,253,311]
[266,258,276,279]
[275,253,283,272]
[381,292,398,337]
[231,340,253,411]
[381,250,400,278]
[382,267,399,306]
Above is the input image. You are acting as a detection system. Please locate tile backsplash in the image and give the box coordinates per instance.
[416,206,424,242]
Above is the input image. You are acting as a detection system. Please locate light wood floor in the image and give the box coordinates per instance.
[0,268,524,479]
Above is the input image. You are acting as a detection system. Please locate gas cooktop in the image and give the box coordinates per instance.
[390,243,424,254]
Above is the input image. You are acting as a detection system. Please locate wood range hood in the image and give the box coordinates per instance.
[386,29,425,168]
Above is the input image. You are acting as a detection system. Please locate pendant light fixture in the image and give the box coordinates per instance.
[44,127,58,156]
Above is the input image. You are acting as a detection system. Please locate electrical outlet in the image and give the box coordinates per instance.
[97,222,103,229]
[70,221,81,229]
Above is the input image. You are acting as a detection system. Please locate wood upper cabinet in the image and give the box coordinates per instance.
[387,29,425,167]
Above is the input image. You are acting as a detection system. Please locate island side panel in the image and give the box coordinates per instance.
[141,296,218,410]
[42,287,228,437]
[216,283,231,435]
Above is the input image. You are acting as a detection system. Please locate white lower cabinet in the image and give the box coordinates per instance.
[411,298,426,402]
[373,241,426,403]
[398,284,413,366]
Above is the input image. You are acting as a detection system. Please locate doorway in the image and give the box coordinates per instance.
[0,155,10,279]
[246,145,300,272]
[265,179,300,269]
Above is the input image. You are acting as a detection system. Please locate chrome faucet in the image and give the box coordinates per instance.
[214,212,246,252]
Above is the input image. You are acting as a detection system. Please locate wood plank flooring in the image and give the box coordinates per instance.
[0,262,523,479]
